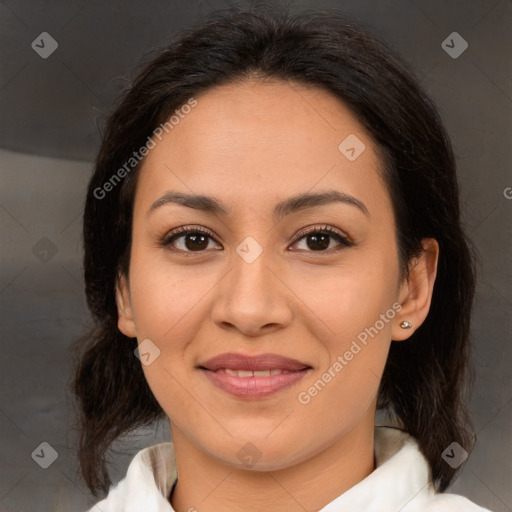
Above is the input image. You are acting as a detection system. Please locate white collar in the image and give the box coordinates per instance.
[89,426,490,512]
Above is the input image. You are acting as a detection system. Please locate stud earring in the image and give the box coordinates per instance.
[400,321,413,329]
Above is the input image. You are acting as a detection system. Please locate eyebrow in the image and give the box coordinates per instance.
[148,190,369,220]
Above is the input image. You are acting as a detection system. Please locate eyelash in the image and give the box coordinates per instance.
[159,224,354,255]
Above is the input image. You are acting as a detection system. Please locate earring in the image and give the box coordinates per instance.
[400,321,413,329]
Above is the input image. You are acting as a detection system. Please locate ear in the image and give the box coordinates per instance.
[115,273,137,338]
[392,238,439,341]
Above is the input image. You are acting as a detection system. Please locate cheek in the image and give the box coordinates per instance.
[289,254,398,345]
[295,277,395,424]
[127,255,211,414]
[128,252,217,340]
[289,249,398,400]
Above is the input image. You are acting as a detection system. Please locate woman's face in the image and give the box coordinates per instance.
[116,79,423,471]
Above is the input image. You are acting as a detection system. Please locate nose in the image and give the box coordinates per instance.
[210,247,293,337]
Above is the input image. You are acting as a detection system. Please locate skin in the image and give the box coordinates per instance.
[116,78,438,512]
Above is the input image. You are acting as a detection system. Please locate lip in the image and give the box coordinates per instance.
[198,352,312,399]
[199,352,311,372]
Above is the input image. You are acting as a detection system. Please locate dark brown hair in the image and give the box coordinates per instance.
[72,4,476,496]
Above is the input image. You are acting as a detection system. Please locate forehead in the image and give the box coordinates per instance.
[134,78,391,218]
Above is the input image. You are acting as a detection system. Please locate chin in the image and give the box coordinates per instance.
[203,434,308,472]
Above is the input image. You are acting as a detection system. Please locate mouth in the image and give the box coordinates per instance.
[198,352,313,399]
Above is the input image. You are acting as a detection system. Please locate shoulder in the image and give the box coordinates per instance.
[373,427,493,512]
[394,486,494,512]
[413,491,493,512]
[86,442,177,512]
[86,478,128,512]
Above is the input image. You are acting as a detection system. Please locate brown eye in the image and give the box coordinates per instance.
[179,232,210,251]
[160,224,353,256]
[291,225,353,253]
[161,226,221,253]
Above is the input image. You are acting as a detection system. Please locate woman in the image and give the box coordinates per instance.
[73,5,492,511]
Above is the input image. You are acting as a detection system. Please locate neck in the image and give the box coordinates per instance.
[169,414,376,512]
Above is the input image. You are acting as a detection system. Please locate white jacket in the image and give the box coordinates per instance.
[87,426,492,512]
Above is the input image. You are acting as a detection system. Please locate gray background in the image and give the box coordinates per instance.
[0,0,511,511]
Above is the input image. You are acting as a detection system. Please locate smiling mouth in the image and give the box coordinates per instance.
[199,364,312,399]
[197,352,313,399]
